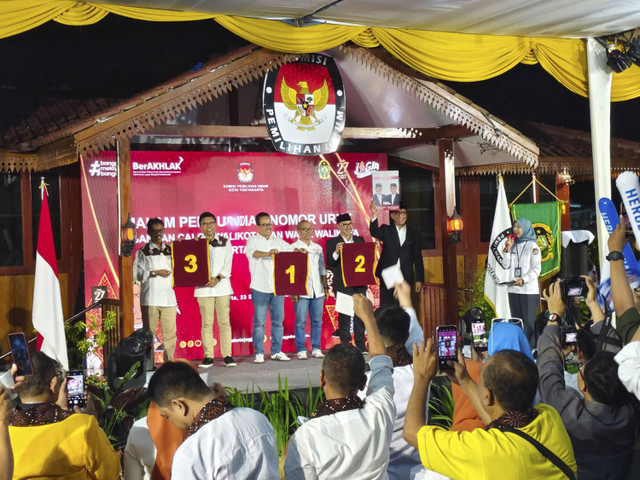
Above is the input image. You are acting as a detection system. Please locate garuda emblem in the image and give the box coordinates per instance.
[280,79,329,130]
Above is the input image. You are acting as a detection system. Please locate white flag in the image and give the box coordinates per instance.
[484,176,512,318]
[32,183,69,370]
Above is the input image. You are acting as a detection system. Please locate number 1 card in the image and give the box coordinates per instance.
[274,252,309,296]
[171,239,210,287]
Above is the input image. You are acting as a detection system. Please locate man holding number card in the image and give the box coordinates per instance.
[326,213,368,353]
[291,221,329,360]
[195,212,235,368]
[246,212,292,363]
[370,200,424,306]
[134,218,177,361]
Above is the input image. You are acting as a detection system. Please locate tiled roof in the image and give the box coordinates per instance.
[0,97,120,151]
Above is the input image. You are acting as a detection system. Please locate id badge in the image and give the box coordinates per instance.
[514,267,522,278]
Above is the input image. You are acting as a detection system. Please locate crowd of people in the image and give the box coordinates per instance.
[3,209,640,479]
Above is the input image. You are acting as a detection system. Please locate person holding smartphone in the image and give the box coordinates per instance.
[499,217,542,345]
[8,351,120,479]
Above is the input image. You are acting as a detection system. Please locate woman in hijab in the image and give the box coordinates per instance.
[500,217,542,345]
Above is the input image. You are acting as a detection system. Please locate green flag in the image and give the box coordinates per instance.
[511,202,561,279]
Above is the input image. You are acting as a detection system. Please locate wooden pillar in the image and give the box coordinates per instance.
[437,139,459,325]
[556,173,571,231]
[118,138,134,339]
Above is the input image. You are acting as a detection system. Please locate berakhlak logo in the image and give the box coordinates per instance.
[237,163,254,183]
[263,53,346,156]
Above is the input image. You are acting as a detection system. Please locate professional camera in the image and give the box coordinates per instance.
[560,276,588,300]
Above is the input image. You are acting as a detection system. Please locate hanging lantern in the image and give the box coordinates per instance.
[447,209,464,244]
[121,214,136,257]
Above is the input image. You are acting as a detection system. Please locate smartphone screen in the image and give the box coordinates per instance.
[8,332,33,376]
[436,325,458,371]
[471,321,488,351]
[66,370,85,409]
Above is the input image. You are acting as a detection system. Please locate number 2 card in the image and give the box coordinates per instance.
[171,238,210,287]
[341,242,377,287]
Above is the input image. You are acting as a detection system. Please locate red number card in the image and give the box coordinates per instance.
[171,239,210,287]
[341,242,377,287]
[273,252,309,296]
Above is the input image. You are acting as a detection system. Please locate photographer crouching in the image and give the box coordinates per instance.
[538,278,638,480]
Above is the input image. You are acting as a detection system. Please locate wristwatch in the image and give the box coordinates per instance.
[606,251,624,262]
[150,271,156,278]
[216,275,223,281]
[546,311,559,323]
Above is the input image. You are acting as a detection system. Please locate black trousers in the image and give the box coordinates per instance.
[337,312,367,351]
[378,282,396,307]
[508,292,539,347]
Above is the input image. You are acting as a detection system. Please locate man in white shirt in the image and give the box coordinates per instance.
[284,294,396,479]
[291,220,329,360]
[245,211,292,363]
[134,218,177,360]
[359,281,426,480]
[195,212,235,368]
[147,362,279,480]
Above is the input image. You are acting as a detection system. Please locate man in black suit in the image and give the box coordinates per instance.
[388,183,400,206]
[325,213,368,352]
[370,200,424,306]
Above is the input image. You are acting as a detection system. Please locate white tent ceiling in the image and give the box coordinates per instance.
[90,0,640,37]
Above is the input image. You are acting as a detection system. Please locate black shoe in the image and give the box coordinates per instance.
[331,330,340,338]
[224,356,237,367]
[200,357,214,368]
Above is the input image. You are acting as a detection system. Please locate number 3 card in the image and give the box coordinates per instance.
[341,242,377,287]
[171,239,210,287]
[274,252,309,296]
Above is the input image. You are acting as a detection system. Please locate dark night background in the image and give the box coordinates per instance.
[0,15,638,142]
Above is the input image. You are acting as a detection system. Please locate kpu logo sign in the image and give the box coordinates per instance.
[263,53,346,156]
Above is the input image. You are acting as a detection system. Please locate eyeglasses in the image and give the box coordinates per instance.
[200,221,216,227]
[150,228,164,233]
[339,222,353,227]
[634,287,640,294]
[53,370,66,383]
[298,227,313,232]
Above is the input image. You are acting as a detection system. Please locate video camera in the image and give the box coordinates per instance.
[560,276,588,301]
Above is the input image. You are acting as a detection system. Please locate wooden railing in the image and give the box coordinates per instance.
[420,283,446,337]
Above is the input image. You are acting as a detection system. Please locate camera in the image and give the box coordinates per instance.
[561,276,588,300]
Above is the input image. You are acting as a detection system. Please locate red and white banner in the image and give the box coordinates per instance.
[81,152,386,362]
[33,183,68,370]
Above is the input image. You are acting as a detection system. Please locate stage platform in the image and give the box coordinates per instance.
[195,355,323,393]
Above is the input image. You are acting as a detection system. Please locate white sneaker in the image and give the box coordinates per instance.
[271,352,291,361]
[311,349,325,358]
[297,351,308,360]
[254,354,265,364]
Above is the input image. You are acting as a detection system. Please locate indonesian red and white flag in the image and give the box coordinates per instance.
[32,182,68,370]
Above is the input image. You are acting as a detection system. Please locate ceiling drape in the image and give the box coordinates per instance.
[1,1,639,101]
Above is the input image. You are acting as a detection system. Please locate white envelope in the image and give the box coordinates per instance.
[335,292,355,317]
[381,264,405,289]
